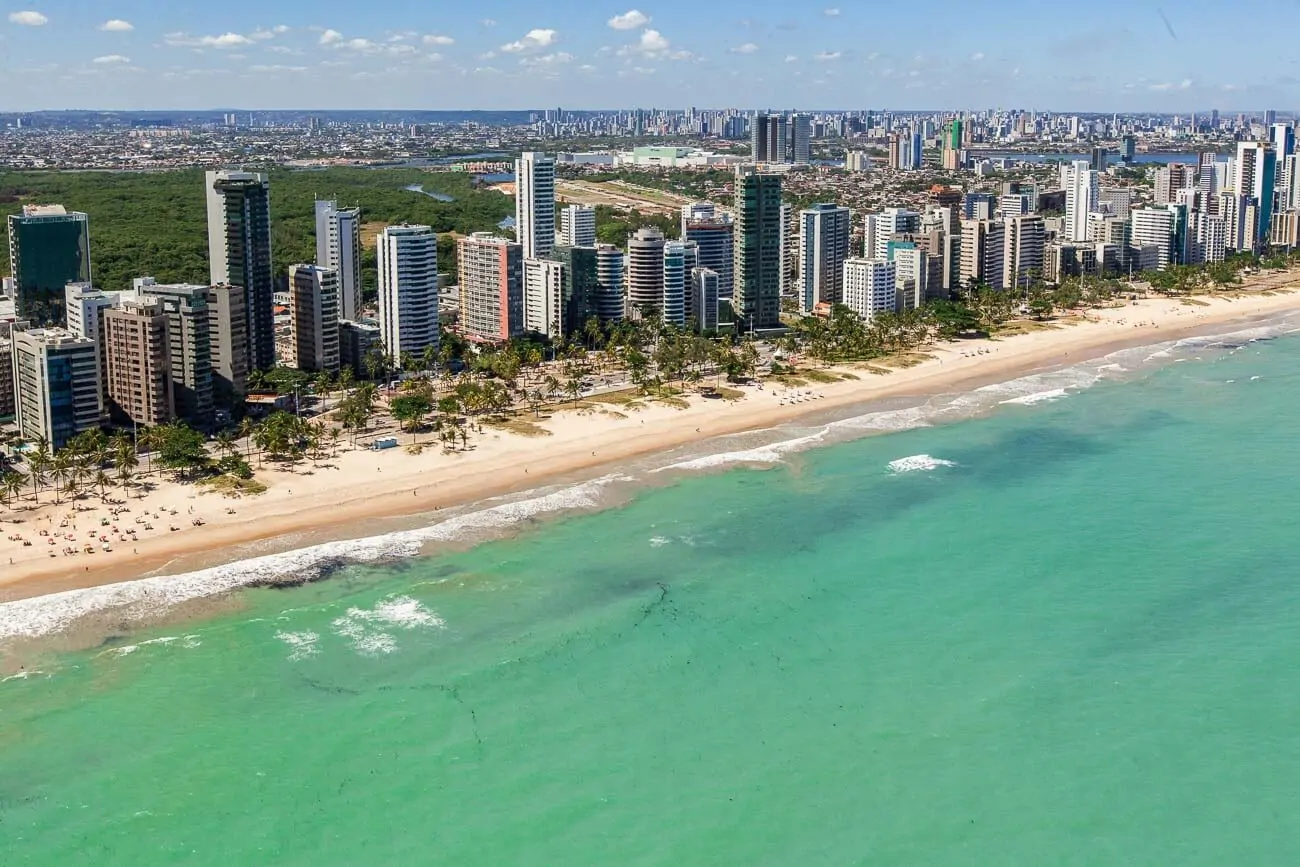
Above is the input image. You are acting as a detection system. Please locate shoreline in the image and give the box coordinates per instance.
[2,283,1299,606]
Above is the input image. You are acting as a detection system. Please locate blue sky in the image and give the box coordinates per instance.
[0,0,1294,111]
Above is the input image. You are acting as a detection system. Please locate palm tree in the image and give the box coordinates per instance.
[565,376,583,408]
[94,469,114,502]
[49,453,72,505]
[1,470,27,512]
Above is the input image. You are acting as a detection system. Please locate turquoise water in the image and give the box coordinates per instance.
[5,327,1300,864]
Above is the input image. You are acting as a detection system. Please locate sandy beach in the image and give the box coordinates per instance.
[2,280,1299,603]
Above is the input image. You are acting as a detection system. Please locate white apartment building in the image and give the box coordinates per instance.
[523,258,566,337]
[1130,208,1175,270]
[11,327,103,450]
[64,282,119,341]
[516,151,556,260]
[1061,160,1098,242]
[376,225,439,360]
[842,259,897,323]
[558,204,596,248]
[314,200,363,321]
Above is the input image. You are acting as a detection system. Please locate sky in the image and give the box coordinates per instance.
[0,0,1294,112]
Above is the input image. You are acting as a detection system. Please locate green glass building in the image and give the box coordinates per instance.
[547,244,600,336]
[7,205,91,326]
[733,166,783,330]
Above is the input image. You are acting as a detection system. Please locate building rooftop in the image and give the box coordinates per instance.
[21,204,68,217]
[15,327,95,347]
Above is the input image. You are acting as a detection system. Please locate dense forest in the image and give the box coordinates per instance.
[0,167,515,296]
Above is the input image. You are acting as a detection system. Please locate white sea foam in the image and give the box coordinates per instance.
[649,536,671,547]
[888,455,958,473]
[329,595,444,657]
[1,670,45,682]
[1000,388,1070,406]
[276,630,320,661]
[653,429,828,471]
[0,475,626,642]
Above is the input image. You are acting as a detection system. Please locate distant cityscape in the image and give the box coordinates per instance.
[0,105,1297,454]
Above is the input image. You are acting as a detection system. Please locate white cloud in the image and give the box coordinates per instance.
[249,64,306,73]
[813,51,841,61]
[93,55,131,64]
[520,51,574,67]
[251,27,289,41]
[823,7,840,15]
[478,50,496,60]
[165,32,256,49]
[8,11,48,26]
[785,54,798,62]
[970,51,984,61]
[730,43,759,54]
[1179,78,1193,89]
[500,28,557,53]
[423,34,455,45]
[99,19,134,33]
[319,29,343,45]
[607,10,650,30]
[639,29,669,52]
[480,19,497,27]
[1148,82,1172,91]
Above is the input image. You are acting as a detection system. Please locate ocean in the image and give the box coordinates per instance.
[4,316,1300,865]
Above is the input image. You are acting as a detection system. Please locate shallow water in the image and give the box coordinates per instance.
[4,323,1300,864]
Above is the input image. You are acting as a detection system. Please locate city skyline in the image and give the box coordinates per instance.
[0,1,1295,112]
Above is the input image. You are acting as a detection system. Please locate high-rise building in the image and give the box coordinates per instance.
[845,152,872,173]
[594,244,626,323]
[314,200,363,322]
[523,258,567,337]
[1004,215,1045,291]
[458,233,524,342]
[206,170,274,372]
[558,204,596,248]
[661,241,689,326]
[626,227,666,319]
[1062,160,1098,242]
[287,264,341,373]
[1131,208,1176,270]
[1154,164,1191,205]
[547,245,600,335]
[101,296,174,427]
[1189,212,1227,264]
[959,219,1006,290]
[0,338,13,420]
[377,225,440,358]
[1089,146,1108,172]
[7,205,91,325]
[683,215,734,299]
[206,284,248,403]
[842,259,897,322]
[515,152,556,260]
[751,114,787,164]
[12,327,103,450]
[690,268,719,332]
[798,204,852,311]
[788,113,812,164]
[132,280,214,429]
[1121,135,1137,162]
[733,166,784,329]
[1233,141,1278,248]
[680,202,716,236]
[1270,123,1295,163]
[338,319,382,377]
[64,283,119,341]
[873,208,922,260]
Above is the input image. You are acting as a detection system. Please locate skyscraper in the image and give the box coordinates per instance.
[733,166,783,330]
[690,268,719,332]
[377,225,439,359]
[683,215,734,299]
[798,204,852,312]
[751,114,786,164]
[287,264,341,373]
[788,113,812,164]
[11,327,102,450]
[1131,207,1176,270]
[7,205,91,325]
[1004,215,1045,291]
[959,219,1006,290]
[314,200,363,322]
[1233,141,1278,249]
[515,152,556,260]
[547,245,600,334]
[132,280,215,429]
[458,233,524,342]
[593,244,626,323]
[1061,160,1098,243]
[558,204,596,247]
[64,283,119,341]
[101,297,174,427]
[206,170,274,372]
[523,258,567,337]
[626,227,667,319]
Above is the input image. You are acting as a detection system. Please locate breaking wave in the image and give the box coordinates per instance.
[888,455,958,473]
